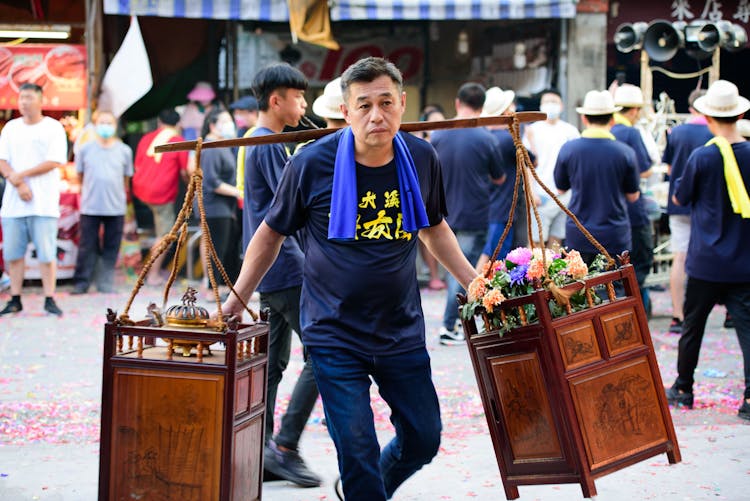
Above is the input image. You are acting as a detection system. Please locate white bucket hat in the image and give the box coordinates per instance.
[693,80,750,118]
[576,90,622,115]
[481,87,515,117]
[312,77,345,120]
[613,84,645,107]
[737,118,750,137]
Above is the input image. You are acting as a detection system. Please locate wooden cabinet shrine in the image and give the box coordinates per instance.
[460,264,681,499]
[98,314,269,501]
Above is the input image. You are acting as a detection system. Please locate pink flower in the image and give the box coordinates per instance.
[482,288,506,313]
[526,258,546,281]
[506,247,532,266]
[564,250,588,279]
[467,276,489,302]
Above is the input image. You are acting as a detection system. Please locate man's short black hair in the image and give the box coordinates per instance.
[585,114,612,126]
[340,57,403,101]
[252,63,308,111]
[457,82,486,111]
[688,89,706,109]
[158,108,180,126]
[19,83,43,95]
[712,114,742,124]
[540,88,562,100]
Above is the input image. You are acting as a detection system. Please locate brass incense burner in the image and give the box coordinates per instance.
[165,287,214,357]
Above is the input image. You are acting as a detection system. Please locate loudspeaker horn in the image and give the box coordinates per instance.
[697,21,748,53]
[644,20,684,62]
[614,22,648,53]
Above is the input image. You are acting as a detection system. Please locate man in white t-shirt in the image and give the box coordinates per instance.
[523,89,580,249]
[0,83,67,316]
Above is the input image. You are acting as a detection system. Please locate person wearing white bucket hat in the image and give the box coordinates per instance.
[431,82,506,346]
[312,77,346,127]
[612,83,655,317]
[667,79,750,421]
[662,88,713,335]
[553,90,641,267]
[523,88,579,250]
[480,86,515,117]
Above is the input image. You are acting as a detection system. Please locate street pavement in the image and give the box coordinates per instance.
[1,273,749,500]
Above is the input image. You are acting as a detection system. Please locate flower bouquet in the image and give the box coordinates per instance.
[461,247,609,334]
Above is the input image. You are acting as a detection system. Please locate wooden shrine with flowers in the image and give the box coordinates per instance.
[457,119,681,499]
[99,140,270,501]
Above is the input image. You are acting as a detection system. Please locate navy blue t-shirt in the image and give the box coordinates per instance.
[662,122,713,215]
[265,130,447,355]
[487,129,520,224]
[554,137,640,256]
[243,127,304,293]
[674,141,750,282]
[611,124,651,227]
[431,127,504,231]
[197,148,237,219]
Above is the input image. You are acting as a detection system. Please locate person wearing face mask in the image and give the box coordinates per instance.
[523,89,580,250]
[71,110,133,294]
[195,107,242,295]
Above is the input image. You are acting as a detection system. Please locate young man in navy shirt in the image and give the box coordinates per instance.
[662,89,712,334]
[612,84,654,315]
[554,90,641,263]
[242,63,321,487]
[431,82,506,345]
[224,57,478,500]
[666,80,750,421]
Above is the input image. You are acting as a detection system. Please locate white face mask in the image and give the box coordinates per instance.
[218,122,236,139]
[540,102,562,120]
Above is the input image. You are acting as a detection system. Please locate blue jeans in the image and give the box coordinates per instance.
[308,346,442,500]
[443,229,486,331]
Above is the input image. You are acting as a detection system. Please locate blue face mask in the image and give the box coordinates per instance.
[96,124,116,139]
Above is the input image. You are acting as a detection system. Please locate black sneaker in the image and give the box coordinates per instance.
[0,300,22,315]
[263,441,321,488]
[668,318,683,335]
[666,384,694,409]
[44,298,63,317]
[724,313,734,329]
[738,400,750,421]
[334,475,344,500]
[439,327,465,346]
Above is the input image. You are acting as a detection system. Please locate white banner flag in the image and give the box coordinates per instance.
[99,16,152,117]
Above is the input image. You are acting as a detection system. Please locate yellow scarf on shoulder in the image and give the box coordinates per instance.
[706,137,750,218]
[581,128,616,140]
[613,113,632,127]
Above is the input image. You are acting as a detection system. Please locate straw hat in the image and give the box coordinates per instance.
[481,87,515,117]
[693,80,750,118]
[613,84,645,108]
[312,77,345,120]
[737,118,750,138]
[187,81,216,103]
[576,90,622,115]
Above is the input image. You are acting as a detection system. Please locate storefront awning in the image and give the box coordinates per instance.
[104,0,577,21]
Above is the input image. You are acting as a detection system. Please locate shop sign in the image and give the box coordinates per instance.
[0,44,86,110]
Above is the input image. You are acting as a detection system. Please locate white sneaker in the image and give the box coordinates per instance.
[439,326,465,346]
[0,273,10,292]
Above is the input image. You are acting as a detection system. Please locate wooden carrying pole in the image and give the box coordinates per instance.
[153,112,547,153]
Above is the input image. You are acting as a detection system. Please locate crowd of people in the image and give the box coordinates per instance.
[1,57,748,499]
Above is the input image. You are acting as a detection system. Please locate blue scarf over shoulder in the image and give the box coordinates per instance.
[328,127,430,240]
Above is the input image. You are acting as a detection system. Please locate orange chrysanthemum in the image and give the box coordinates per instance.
[467,276,489,302]
[482,288,506,313]
[526,258,546,281]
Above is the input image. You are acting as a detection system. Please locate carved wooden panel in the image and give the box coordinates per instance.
[600,308,643,357]
[250,365,265,410]
[110,368,224,501]
[231,415,263,501]
[569,357,668,470]
[489,352,563,461]
[555,320,602,371]
[235,373,249,417]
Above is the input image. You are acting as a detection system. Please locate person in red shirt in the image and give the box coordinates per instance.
[132,108,189,285]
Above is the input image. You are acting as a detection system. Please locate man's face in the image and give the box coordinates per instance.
[234,109,258,128]
[540,93,562,108]
[18,89,42,118]
[273,88,307,128]
[342,75,406,149]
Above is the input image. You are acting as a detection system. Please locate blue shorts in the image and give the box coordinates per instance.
[1,216,59,263]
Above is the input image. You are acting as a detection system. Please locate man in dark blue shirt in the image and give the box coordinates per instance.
[554,90,641,262]
[612,84,654,315]
[224,57,478,501]
[662,89,713,334]
[431,82,505,345]
[242,63,321,487]
[666,80,750,421]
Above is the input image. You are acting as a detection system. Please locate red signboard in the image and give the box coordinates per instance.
[0,44,86,111]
